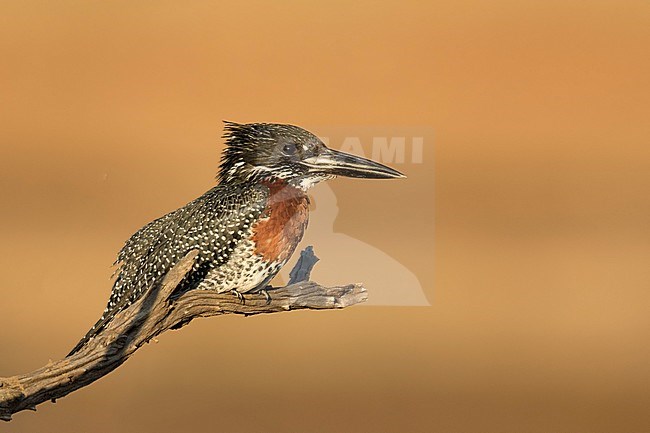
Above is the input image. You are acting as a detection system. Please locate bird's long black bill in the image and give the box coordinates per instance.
[302,148,406,179]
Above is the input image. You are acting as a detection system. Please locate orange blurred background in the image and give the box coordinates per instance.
[1,1,649,432]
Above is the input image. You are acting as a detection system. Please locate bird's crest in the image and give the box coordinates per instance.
[219,121,275,183]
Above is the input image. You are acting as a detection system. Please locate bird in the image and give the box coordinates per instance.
[67,121,404,356]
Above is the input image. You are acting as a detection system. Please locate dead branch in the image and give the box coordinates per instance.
[0,247,366,421]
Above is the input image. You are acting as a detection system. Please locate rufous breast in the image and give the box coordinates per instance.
[252,181,310,264]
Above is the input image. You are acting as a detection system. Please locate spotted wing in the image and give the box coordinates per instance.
[67,184,269,355]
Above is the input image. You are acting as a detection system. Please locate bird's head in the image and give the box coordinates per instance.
[218,122,405,190]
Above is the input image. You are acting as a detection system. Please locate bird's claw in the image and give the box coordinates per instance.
[231,289,245,304]
[260,288,272,305]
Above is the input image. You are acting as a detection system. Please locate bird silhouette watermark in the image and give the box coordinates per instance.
[272,126,432,306]
[275,182,430,306]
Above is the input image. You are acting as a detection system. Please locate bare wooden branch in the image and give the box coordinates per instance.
[0,248,366,421]
[288,246,319,284]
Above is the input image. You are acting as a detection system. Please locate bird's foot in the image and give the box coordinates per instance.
[259,287,272,305]
[231,289,245,304]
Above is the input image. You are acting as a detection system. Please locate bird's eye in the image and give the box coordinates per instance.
[282,143,298,156]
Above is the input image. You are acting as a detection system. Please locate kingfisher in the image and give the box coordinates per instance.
[67,122,404,355]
